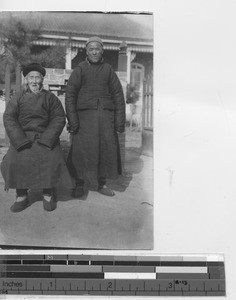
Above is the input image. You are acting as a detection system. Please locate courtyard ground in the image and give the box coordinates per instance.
[0,124,153,250]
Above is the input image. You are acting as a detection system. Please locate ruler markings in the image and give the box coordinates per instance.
[0,255,225,296]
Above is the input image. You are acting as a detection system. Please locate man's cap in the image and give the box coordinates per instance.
[22,63,46,77]
[86,36,103,47]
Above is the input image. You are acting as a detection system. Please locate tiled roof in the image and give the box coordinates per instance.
[1,11,153,43]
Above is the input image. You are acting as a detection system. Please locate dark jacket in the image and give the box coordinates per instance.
[3,89,66,150]
[1,89,73,190]
[65,60,125,133]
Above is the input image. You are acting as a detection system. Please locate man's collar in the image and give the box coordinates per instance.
[86,57,104,65]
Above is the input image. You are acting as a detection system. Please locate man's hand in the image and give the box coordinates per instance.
[115,125,125,133]
[67,123,78,134]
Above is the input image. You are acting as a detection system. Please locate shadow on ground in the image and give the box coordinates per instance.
[107,146,144,192]
[28,146,144,202]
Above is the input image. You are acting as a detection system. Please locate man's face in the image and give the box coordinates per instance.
[26,71,43,93]
[86,42,103,63]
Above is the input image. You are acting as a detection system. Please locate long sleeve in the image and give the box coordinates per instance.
[3,94,31,150]
[109,69,126,133]
[37,93,66,149]
[65,67,82,132]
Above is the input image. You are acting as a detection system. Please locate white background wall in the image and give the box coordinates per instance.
[155,2,236,299]
[0,1,236,299]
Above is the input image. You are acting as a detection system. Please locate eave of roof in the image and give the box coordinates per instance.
[1,11,153,42]
[1,11,153,53]
[39,12,153,41]
[34,38,153,53]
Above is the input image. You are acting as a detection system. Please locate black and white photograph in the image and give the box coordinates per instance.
[0,11,154,249]
[1,0,236,298]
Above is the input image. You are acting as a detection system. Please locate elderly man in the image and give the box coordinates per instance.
[1,63,73,212]
[66,36,125,197]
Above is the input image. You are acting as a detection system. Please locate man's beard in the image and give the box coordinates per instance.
[29,84,42,94]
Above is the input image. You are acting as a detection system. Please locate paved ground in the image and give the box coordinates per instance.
[0,127,153,250]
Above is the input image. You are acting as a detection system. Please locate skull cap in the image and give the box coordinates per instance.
[22,63,46,77]
[86,36,103,47]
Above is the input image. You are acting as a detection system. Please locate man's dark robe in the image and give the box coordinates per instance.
[1,89,73,190]
[65,59,125,187]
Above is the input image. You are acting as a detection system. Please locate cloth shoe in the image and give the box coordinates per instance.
[10,195,29,213]
[98,185,115,197]
[43,193,57,211]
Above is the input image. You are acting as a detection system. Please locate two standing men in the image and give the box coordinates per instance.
[1,36,126,212]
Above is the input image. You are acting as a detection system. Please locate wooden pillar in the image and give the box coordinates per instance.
[127,50,131,84]
[65,45,72,70]
[66,45,78,70]
[118,41,128,73]
[117,41,128,172]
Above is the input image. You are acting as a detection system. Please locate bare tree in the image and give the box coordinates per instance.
[0,12,42,92]
[0,12,66,92]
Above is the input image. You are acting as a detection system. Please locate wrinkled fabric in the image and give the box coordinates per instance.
[1,142,73,189]
[1,89,73,190]
[67,103,122,187]
[65,60,126,133]
[3,90,66,150]
[65,59,125,187]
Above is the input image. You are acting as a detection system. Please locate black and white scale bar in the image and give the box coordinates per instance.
[0,255,225,296]
[0,266,224,278]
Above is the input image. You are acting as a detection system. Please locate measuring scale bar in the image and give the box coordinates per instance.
[0,254,226,296]
[0,278,226,296]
